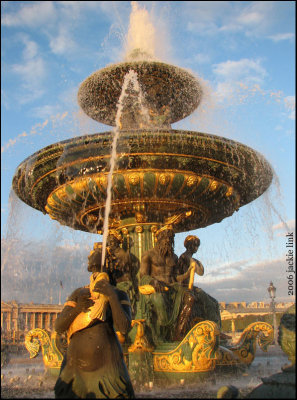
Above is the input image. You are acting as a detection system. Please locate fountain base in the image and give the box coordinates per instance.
[24,321,274,385]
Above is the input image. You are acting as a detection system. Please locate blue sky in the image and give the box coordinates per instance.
[1,1,295,304]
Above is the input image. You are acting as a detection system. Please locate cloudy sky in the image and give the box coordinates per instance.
[1,1,295,304]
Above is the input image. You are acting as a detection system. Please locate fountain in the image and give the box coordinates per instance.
[12,58,273,261]
[11,17,275,389]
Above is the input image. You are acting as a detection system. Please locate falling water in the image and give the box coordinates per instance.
[101,69,149,266]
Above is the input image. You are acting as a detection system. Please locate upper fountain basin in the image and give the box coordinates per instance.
[77,61,202,128]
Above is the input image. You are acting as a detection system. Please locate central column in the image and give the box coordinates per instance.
[116,218,160,261]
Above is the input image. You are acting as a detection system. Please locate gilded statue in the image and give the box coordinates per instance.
[54,249,135,398]
[178,235,222,329]
[105,230,140,318]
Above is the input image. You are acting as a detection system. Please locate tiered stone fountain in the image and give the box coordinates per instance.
[13,57,273,260]
[13,54,274,384]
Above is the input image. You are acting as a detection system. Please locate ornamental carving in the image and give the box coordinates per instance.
[153,321,219,372]
[128,173,140,186]
[25,328,66,371]
[216,322,274,366]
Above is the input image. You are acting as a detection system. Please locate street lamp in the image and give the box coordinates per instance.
[267,281,277,344]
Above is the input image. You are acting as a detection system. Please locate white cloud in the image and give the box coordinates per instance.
[2,1,111,61]
[197,257,295,303]
[22,38,38,60]
[11,55,46,104]
[183,1,295,42]
[284,96,295,120]
[204,259,250,278]
[59,1,111,17]
[1,1,56,27]
[234,2,295,41]
[229,1,270,33]
[193,53,211,65]
[213,58,267,82]
[212,58,267,102]
[8,36,46,104]
[236,10,263,26]
[185,1,232,36]
[49,26,77,55]
[12,57,45,82]
[268,33,295,42]
[30,105,62,120]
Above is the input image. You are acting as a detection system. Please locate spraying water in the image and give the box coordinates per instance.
[124,1,157,60]
[101,69,150,266]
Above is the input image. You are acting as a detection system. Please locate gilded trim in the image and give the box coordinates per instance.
[76,199,210,227]
[25,328,65,370]
[153,321,219,372]
[64,301,77,308]
[24,152,244,196]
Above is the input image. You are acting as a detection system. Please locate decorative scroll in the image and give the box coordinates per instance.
[215,346,241,366]
[153,321,219,372]
[25,328,65,371]
[218,322,274,366]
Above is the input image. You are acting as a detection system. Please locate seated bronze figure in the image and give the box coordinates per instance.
[136,227,221,344]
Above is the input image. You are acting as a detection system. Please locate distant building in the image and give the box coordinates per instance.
[219,301,293,315]
[1,300,295,344]
[219,301,294,337]
[1,300,63,343]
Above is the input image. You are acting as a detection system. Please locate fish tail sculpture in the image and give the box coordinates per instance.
[25,328,65,372]
[227,322,274,365]
[67,272,109,342]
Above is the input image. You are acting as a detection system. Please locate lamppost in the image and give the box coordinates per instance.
[267,281,277,345]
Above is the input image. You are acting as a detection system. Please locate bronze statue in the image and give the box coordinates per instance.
[177,235,204,286]
[105,230,140,318]
[54,249,135,398]
[178,235,222,329]
[138,225,197,343]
